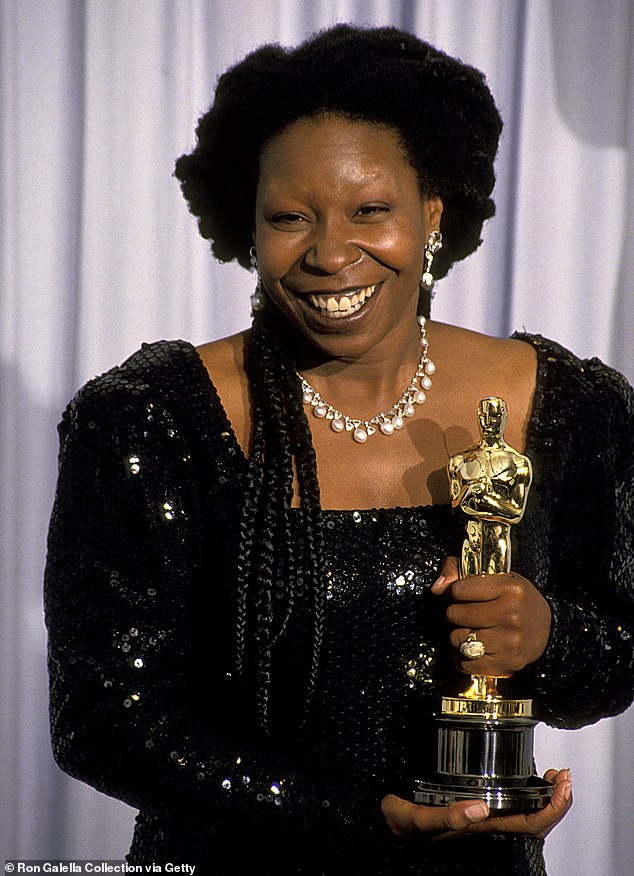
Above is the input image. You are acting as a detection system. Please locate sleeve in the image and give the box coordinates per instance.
[44,383,394,851]
[516,362,634,728]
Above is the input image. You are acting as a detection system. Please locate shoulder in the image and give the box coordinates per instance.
[59,339,223,452]
[196,330,250,388]
[431,322,537,380]
[69,339,199,403]
[429,322,538,449]
[196,331,251,454]
[515,332,633,427]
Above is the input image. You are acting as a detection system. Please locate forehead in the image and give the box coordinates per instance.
[257,114,419,195]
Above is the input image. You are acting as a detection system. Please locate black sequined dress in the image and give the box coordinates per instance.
[44,334,634,875]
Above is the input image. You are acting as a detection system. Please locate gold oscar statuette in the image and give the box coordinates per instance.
[415,397,554,812]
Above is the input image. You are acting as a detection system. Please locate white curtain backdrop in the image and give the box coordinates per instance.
[1,1,633,872]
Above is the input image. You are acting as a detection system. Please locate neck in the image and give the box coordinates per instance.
[293,319,426,407]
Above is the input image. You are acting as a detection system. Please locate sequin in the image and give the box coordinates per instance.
[404,645,436,687]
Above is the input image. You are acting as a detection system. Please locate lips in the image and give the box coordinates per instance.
[306,284,378,319]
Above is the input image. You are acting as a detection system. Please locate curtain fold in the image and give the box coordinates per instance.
[1,2,632,871]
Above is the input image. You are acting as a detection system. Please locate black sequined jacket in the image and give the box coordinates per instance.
[44,334,634,875]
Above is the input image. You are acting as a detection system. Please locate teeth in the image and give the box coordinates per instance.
[308,284,377,316]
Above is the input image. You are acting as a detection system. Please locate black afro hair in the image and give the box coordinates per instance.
[174,24,503,280]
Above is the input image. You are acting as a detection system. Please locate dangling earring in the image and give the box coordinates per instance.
[249,245,266,315]
[420,230,443,294]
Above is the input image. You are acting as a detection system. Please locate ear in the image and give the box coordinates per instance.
[425,197,443,231]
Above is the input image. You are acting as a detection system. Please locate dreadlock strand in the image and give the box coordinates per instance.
[286,367,326,720]
[234,404,265,679]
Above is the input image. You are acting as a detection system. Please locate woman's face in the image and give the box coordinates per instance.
[253,114,442,362]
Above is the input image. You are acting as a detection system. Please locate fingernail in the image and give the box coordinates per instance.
[563,781,572,801]
[465,801,489,821]
[431,575,446,591]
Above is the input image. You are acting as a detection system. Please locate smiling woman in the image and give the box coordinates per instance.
[254,117,439,352]
[44,23,634,876]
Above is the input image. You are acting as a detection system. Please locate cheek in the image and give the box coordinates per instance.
[379,229,421,266]
[369,209,427,260]
[254,229,304,281]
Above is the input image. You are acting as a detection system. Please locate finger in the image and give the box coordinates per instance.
[448,631,517,677]
[410,798,491,834]
[522,769,573,838]
[431,556,460,594]
[545,768,573,816]
[448,574,523,603]
[381,794,489,838]
[449,628,496,660]
[446,602,502,630]
[464,772,572,839]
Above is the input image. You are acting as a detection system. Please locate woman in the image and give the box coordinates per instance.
[45,25,634,875]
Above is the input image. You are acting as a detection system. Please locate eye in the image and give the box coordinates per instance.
[270,211,306,224]
[356,203,390,218]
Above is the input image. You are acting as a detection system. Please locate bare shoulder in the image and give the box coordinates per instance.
[431,321,536,383]
[429,322,538,450]
[196,330,250,379]
[196,330,251,450]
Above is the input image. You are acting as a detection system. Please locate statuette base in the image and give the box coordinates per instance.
[414,774,554,813]
[415,712,554,814]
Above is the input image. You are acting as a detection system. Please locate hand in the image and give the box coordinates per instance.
[381,769,572,842]
[431,557,551,677]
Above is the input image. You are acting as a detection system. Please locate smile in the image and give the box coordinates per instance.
[307,284,378,318]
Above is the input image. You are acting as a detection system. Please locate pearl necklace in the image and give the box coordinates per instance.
[298,316,436,443]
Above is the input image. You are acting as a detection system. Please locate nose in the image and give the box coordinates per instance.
[302,217,361,274]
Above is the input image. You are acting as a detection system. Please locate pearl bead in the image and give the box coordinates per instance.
[331,418,345,432]
[414,390,426,404]
[404,404,415,417]
[314,404,328,418]
[379,421,394,435]
[424,360,436,375]
[393,416,404,430]
[422,376,432,390]
[353,428,368,443]
[303,391,314,404]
